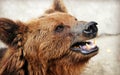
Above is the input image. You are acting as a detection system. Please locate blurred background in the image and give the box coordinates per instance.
[0,0,120,75]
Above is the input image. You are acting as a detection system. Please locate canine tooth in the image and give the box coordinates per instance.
[86,43,91,50]
[94,39,96,44]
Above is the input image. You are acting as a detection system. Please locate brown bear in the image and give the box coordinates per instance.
[0,0,99,75]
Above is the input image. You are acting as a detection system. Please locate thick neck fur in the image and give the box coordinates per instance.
[0,48,47,75]
[47,56,87,75]
[0,48,87,75]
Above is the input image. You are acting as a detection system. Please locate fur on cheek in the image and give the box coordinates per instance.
[38,36,71,60]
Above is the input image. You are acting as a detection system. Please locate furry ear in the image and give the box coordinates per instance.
[45,0,67,14]
[0,18,19,45]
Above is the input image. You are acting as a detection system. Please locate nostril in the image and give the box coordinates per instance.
[85,21,98,32]
[82,21,98,38]
[89,24,98,32]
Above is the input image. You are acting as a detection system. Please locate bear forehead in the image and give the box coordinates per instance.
[27,13,77,31]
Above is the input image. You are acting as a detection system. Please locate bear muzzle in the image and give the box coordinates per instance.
[70,21,99,56]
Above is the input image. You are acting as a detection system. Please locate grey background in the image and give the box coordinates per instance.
[0,0,120,75]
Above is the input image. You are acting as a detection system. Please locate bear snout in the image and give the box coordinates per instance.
[83,21,98,38]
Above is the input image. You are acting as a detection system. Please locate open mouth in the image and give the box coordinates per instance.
[70,39,99,55]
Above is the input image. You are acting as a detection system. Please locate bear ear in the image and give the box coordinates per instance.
[45,0,67,14]
[0,18,19,45]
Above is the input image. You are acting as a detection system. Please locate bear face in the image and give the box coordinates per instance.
[24,13,76,61]
[24,12,98,63]
[0,0,99,75]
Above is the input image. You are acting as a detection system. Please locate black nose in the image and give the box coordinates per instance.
[83,21,98,38]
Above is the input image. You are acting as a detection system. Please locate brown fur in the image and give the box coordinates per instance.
[0,0,98,75]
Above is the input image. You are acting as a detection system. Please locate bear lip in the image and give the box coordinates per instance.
[70,40,99,55]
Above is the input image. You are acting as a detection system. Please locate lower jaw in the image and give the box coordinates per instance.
[69,51,98,64]
[81,50,98,59]
[70,47,99,58]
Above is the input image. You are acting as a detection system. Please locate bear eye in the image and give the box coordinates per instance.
[55,24,64,32]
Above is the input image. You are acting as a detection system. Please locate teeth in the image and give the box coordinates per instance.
[94,39,96,44]
[86,43,91,50]
[75,46,80,48]
[83,39,97,50]
[86,39,96,44]
[74,39,97,50]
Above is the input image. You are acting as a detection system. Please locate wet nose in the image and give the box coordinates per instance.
[83,21,98,38]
